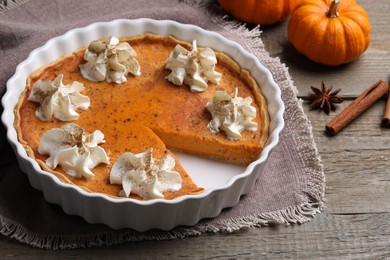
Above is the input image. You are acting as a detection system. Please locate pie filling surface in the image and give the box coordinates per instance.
[15,34,269,200]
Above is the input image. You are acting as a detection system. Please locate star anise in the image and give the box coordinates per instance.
[307,81,343,114]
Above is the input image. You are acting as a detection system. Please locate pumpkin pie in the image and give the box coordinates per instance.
[14,34,269,200]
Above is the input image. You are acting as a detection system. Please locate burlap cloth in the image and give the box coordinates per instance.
[0,0,325,249]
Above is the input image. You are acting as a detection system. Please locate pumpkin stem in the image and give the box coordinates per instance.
[326,0,340,18]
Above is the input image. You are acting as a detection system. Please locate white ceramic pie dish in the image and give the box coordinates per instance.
[1,18,284,231]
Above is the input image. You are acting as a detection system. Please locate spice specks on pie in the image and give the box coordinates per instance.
[14,33,269,200]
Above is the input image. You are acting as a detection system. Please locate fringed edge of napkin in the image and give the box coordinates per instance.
[0,203,322,250]
[0,0,29,13]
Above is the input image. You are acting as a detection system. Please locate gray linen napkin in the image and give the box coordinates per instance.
[0,0,325,249]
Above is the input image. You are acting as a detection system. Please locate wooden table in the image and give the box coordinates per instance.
[1,0,389,258]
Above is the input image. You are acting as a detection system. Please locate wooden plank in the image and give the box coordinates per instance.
[302,102,390,214]
[1,213,390,258]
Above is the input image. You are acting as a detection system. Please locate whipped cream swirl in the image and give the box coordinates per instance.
[165,40,222,92]
[79,36,141,84]
[110,148,182,200]
[38,123,109,180]
[28,74,90,121]
[206,88,258,140]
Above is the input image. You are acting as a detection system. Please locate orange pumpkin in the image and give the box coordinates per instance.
[218,0,300,25]
[288,0,371,66]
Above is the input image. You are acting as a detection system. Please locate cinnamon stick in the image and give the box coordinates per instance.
[326,80,389,136]
[382,93,390,126]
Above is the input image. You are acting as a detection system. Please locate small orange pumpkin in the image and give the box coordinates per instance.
[288,0,371,66]
[218,0,300,25]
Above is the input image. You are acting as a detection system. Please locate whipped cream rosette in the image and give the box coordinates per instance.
[28,74,90,121]
[38,123,109,180]
[80,36,141,84]
[110,148,182,200]
[206,88,258,140]
[165,40,222,92]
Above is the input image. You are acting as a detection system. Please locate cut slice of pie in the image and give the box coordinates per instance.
[14,33,269,200]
